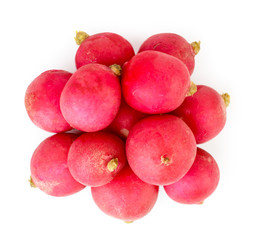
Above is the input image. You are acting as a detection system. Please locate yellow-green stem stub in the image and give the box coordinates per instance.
[221,93,230,107]
[29,176,36,188]
[107,158,119,172]
[161,155,172,166]
[110,64,122,76]
[191,41,201,55]
[187,81,197,96]
[124,221,134,224]
[74,31,89,45]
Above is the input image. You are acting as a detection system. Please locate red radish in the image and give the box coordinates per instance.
[122,50,192,114]
[138,33,200,75]
[126,114,197,185]
[68,132,126,187]
[173,85,230,144]
[75,31,135,69]
[164,148,220,204]
[107,99,148,139]
[91,164,159,222]
[30,133,85,197]
[60,63,121,132]
[25,70,72,133]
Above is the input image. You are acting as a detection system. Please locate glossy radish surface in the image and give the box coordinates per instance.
[91,164,159,222]
[68,132,126,187]
[25,70,72,133]
[173,85,229,144]
[107,99,148,138]
[126,114,197,185]
[164,147,220,204]
[75,32,135,69]
[30,133,85,197]
[138,33,200,75]
[60,63,121,132]
[122,50,190,114]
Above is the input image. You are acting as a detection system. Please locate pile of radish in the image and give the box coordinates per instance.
[25,31,230,222]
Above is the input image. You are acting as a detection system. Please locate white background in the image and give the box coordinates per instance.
[1,0,256,239]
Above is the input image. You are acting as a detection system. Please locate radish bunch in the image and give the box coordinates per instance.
[25,31,230,222]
